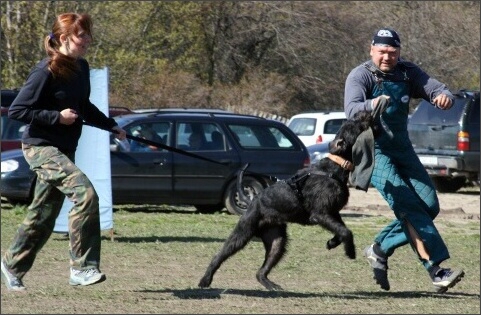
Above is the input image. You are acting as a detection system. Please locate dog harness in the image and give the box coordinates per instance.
[283,169,345,203]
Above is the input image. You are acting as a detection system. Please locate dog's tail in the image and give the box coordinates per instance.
[237,163,252,206]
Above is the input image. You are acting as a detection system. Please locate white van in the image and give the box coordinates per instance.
[287,111,347,147]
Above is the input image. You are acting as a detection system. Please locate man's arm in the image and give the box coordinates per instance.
[344,66,374,119]
[407,63,454,109]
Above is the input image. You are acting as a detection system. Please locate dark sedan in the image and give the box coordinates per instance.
[1,109,310,215]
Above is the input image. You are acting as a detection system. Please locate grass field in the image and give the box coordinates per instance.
[1,203,479,314]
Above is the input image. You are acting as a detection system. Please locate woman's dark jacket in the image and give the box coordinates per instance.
[9,57,117,153]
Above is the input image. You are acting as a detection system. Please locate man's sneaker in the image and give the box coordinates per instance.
[431,268,464,293]
[363,244,390,291]
[1,259,26,291]
[69,268,106,286]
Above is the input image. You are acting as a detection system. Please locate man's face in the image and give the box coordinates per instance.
[370,45,400,72]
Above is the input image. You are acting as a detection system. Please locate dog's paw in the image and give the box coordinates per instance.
[326,240,333,250]
[198,276,212,288]
[346,248,356,259]
[326,238,341,250]
[257,275,283,291]
[264,282,283,291]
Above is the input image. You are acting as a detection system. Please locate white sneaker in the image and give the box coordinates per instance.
[1,259,26,291]
[431,267,465,293]
[69,267,106,286]
[363,244,390,291]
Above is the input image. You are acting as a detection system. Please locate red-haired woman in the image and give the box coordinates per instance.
[2,13,126,291]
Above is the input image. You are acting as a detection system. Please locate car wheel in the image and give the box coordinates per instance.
[432,177,466,193]
[224,176,264,215]
[194,204,224,214]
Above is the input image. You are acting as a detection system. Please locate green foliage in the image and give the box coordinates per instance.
[1,1,479,117]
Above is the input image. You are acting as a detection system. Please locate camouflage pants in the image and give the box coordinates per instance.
[3,144,101,279]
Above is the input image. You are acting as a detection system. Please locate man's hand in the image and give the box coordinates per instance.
[372,95,390,109]
[433,94,453,110]
[59,108,78,125]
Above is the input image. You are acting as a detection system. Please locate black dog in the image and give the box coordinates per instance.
[198,110,375,291]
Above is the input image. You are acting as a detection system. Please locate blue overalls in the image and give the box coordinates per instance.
[368,66,450,270]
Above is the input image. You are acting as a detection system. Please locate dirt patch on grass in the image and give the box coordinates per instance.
[345,186,480,222]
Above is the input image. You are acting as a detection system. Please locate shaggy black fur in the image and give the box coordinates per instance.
[198,110,375,291]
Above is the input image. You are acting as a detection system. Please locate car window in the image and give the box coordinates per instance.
[1,113,25,140]
[127,122,170,152]
[176,122,227,151]
[227,124,296,149]
[288,118,316,136]
[1,90,19,105]
[324,119,347,134]
[468,96,480,125]
[410,99,465,125]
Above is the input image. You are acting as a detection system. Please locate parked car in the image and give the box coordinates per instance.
[1,109,310,215]
[1,89,23,152]
[287,111,347,147]
[407,90,480,192]
[306,141,330,165]
[0,88,133,152]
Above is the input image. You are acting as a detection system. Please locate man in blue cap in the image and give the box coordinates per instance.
[344,28,464,293]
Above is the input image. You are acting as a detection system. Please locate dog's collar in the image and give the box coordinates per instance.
[327,153,354,171]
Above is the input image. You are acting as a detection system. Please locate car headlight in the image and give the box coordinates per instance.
[1,159,19,173]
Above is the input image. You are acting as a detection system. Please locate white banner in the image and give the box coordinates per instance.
[54,67,113,232]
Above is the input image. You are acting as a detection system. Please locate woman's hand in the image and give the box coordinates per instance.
[59,108,78,125]
[112,126,127,140]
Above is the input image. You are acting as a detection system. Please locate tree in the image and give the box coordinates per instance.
[2,1,479,118]
[1,1,99,88]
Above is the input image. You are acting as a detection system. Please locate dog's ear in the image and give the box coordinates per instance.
[329,138,345,153]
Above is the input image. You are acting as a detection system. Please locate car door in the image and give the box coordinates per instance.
[171,121,240,203]
[110,120,174,204]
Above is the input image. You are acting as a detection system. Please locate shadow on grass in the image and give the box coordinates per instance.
[50,233,238,243]
[100,235,226,243]
[113,206,197,214]
[113,205,383,218]
[138,287,479,300]
[341,212,382,218]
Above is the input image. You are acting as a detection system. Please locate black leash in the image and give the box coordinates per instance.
[83,121,228,166]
